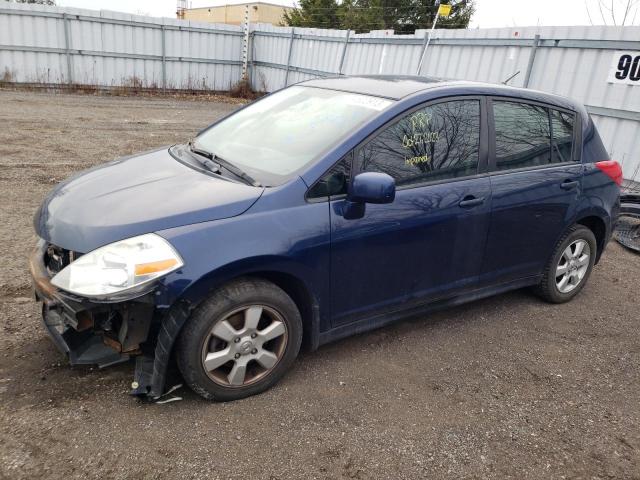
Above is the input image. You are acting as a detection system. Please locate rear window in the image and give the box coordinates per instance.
[493,100,575,171]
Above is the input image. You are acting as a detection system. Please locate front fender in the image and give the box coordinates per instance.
[140,195,331,398]
[172,255,321,307]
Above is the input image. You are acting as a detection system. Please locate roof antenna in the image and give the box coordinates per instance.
[502,70,521,85]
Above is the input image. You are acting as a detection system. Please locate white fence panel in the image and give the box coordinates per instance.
[248,23,640,181]
[1,2,639,179]
[0,2,243,90]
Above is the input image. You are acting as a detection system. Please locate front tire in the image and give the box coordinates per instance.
[533,225,597,303]
[176,278,302,401]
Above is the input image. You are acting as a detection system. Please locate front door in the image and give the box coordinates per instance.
[328,98,492,326]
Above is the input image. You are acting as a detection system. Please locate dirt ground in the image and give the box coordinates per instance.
[0,89,639,480]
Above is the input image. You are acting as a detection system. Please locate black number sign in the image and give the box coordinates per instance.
[611,51,640,84]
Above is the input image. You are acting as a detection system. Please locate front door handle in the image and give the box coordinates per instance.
[458,196,485,208]
[560,180,579,190]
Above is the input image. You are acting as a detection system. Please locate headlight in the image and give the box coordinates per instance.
[51,233,183,298]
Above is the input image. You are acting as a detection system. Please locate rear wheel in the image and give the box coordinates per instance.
[533,225,597,303]
[176,278,302,401]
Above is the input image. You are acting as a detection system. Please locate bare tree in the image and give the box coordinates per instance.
[585,0,639,25]
[3,0,56,4]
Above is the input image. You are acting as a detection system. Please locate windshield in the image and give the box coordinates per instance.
[195,86,393,185]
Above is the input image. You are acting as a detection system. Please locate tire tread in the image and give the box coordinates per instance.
[533,224,596,303]
[176,277,302,402]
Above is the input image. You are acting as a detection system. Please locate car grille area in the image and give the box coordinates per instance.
[44,243,82,276]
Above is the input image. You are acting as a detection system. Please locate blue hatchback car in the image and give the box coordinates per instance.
[30,76,621,401]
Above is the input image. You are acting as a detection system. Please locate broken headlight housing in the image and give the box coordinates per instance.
[51,233,183,299]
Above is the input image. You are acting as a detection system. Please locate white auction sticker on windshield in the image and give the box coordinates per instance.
[343,94,393,111]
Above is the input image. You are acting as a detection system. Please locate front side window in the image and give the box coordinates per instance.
[195,86,392,186]
[355,100,481,187]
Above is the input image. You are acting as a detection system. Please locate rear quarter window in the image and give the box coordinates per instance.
[550,109,575,163]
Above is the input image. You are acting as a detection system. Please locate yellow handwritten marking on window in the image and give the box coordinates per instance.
[409,112,431,131]
[405,155,430,166]
[402,131,439,149]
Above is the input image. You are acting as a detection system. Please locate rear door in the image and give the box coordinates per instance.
[324,97,492,326]
[480,98,582,284]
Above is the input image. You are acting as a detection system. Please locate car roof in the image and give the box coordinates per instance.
[301,75,447,99]
[299,75,584,113]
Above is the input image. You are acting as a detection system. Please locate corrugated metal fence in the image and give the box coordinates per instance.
[0,2,244,90]
[1,2,639,179]
[251,23,640,180]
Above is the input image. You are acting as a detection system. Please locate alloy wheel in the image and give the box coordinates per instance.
[555,239,591,294]
[200,305,288,387]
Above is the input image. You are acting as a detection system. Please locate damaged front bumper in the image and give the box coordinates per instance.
[29,242,158,391]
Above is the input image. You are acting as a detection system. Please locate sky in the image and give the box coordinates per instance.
[53,0,639,28]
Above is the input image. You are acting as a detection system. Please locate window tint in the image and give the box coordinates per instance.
[551,109,575,163]
[307,156,351,199]
[493,101,551,170]
[356,100,480,187]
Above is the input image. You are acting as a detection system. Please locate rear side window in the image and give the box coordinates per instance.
[493,101,576,171]
[356,100,481,187]
[493,101,551,170]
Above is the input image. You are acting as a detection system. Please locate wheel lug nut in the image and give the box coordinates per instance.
[251,348,257,354]
[251,333,257,339]
[234,338,240,343]
[234,353,241,359]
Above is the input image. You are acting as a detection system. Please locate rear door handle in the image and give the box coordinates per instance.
[458,196,485,208]
[560,180,579,190]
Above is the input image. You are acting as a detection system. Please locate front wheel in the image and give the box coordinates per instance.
[176,278,302,401]
[533,225,597,303]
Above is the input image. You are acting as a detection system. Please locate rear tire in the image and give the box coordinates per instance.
[533,225,597,304]
[176,278,302,401]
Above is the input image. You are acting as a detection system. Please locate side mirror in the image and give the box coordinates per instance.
[348,172,396,204]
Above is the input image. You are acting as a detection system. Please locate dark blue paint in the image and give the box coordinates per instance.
[34,76,619,367]
[480,163,583,284]
[330,175,492,325]
[156,178,333,331]
[34,147,264,252]
[348,172,396,206]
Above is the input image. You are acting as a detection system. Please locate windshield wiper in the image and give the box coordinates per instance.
[188,141,261,187]
[188,142,222,172]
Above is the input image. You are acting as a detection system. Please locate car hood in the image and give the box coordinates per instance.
[34,147,264,253]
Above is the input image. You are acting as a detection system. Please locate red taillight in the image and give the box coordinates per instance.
[595,160,623,186]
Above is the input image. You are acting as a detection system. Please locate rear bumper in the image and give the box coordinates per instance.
[29,242,156,368]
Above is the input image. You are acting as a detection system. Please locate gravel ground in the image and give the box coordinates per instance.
[0,89,639,480]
